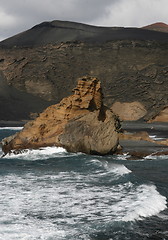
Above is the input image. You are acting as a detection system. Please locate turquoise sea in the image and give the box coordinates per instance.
[0,127,168,240]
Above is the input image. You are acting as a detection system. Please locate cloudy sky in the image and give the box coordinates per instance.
[0,0,168,41]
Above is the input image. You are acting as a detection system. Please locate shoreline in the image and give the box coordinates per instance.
[0,120,28,127]
[119,121,168,159]
[0,120,167,159]
[122,120,168,130]
[1,120,167,127]
[119,139,168,159]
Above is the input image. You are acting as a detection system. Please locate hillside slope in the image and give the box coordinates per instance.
[143,22,168,33]
[1,20,168,48]
[0,20,168,121]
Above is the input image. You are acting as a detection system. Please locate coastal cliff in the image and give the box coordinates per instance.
[1,76,120,155]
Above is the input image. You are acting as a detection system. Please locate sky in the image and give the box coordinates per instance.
[0,0,168,41]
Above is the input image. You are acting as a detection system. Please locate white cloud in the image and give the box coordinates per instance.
[1,0,114,39]
[91,0,168,27]
[0,7,17,27]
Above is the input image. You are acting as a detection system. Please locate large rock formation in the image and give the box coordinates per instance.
[111,101,147,121]
[1,76,120,155]
[0,20,168,121]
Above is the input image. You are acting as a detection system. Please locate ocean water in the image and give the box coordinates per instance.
[0,128,168,240]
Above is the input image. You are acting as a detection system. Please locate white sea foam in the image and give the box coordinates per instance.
[121,184,167,221]
[0,127,23,131]
[114,153,131,161]
[0,127,167,239]
[149,134,166,141]
[0,168,167,239]
[144,154,168,160]
[90,159,131,176]
[4,146,67,160]
[157,213,168,220]
[90,159,105,166]
[0,149,2,157]
[149,134,157,138]
[105,163,132,175]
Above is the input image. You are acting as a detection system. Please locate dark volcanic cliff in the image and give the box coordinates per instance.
[0,71,51,120]
[0,20,168,121]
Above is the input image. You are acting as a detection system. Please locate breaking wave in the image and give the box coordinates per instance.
[0,168,166,240]
[3,146,67,160]
[0,127,23,131]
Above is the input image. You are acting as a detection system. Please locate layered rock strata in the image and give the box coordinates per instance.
[1,76,120,155]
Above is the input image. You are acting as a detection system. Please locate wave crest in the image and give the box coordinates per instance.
[3,146,67,160]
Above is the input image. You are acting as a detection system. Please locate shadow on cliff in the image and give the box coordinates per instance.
[0,71,53,120]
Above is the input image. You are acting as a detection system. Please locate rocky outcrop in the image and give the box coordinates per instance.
[1,76,120,155]
[119,130,168,147]
[111,101,147,121]
[149,107,168,122]
[118,130,168,159]
[120,131,153,143]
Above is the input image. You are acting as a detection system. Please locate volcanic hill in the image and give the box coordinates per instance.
[0,20,168,121]
[143,22,168,33]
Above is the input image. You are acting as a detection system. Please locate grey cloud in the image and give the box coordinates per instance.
[0,0,118,39]
[93,0,168,27]
[0,0,168,40]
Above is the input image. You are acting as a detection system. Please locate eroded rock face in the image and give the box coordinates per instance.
[111,101,147,121]
[1,76,120,155]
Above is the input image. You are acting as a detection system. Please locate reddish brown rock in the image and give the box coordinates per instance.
[1,76,120,155]
[111,101,147,121]
[142,22,168,33]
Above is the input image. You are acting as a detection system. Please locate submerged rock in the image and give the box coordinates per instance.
[1,76,120,155]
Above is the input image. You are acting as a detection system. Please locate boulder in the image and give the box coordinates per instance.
[111,101,147,121]
[1,76,120,155]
